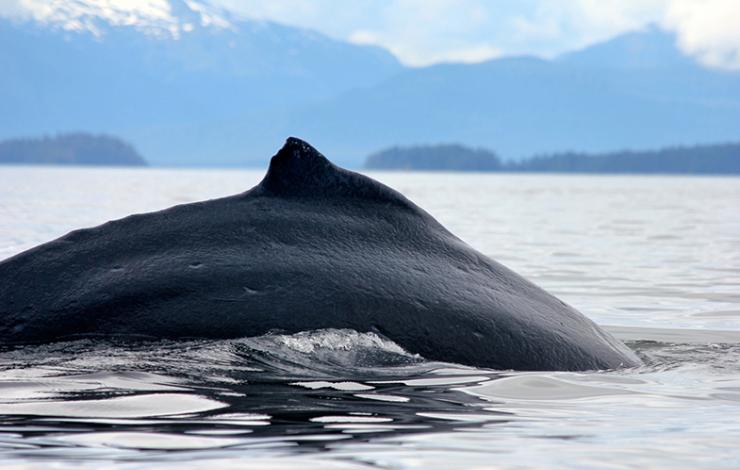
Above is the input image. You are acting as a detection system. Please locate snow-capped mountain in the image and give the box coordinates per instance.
[0,0,402,165]
[10,0,235,37]
[2,2,739,167]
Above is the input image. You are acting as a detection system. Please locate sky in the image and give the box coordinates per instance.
[214,0,740,68]
[2,0,740,68]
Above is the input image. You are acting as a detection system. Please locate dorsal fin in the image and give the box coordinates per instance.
[259,137,335,195]
[258,137,415,209]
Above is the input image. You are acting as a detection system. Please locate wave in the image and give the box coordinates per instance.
[2,327,739,381]
[0,329,431,384]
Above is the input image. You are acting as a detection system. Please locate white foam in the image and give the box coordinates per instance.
[269,329,411,356]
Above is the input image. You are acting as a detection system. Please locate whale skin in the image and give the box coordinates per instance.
[0,138,641,371]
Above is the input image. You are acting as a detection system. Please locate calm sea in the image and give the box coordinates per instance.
[0,167,739,469]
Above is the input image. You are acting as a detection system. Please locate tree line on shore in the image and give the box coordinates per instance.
[0,133,147,166]
[365,142,740,174]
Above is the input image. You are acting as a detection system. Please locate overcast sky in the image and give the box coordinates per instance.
[2,0,739,68]
[215,0,740,68]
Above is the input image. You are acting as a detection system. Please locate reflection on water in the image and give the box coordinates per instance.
[0,167,739,468]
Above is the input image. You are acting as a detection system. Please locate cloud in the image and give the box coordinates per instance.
[437,44,503,64]
[339,0,502,66]
[664,0,740,69]
[503,0,668,56]
[214,0,672,65]
[217,0,740,69]
[350,28,501,65]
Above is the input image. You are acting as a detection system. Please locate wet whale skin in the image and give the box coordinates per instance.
[0,138,641,371]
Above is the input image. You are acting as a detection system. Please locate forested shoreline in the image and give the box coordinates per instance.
[0,133,147,166]
[366,142,740,174]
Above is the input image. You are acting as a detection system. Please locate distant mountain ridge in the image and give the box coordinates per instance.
[291,28,740,166]
[557,26,695,69]
[1,2,738,168]
[0,133,147,166]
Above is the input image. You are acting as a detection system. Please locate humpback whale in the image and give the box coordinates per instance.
[0,138,641,371]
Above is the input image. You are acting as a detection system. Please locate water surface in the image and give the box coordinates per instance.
[0,167,739,469]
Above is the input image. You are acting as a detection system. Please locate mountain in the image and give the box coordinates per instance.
[0,133,146,166]
[288,27,740,165]
[2,6,739,167]
[557,25,694,69]
[0,0,401,166]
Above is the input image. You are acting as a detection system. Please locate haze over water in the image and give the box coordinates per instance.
[0,167,739,469]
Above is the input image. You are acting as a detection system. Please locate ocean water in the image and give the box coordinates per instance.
[0,166,739,469]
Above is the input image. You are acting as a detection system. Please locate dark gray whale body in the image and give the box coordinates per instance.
[0,138,640,371]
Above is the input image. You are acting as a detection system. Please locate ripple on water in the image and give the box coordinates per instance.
[0,393,227,418]
[0,328,735,469]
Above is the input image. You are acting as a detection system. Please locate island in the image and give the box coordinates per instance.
[365,142,740,175]
[365,144,501,171]
[0,133,147,166]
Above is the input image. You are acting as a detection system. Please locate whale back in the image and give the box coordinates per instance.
[0,138,641,371]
